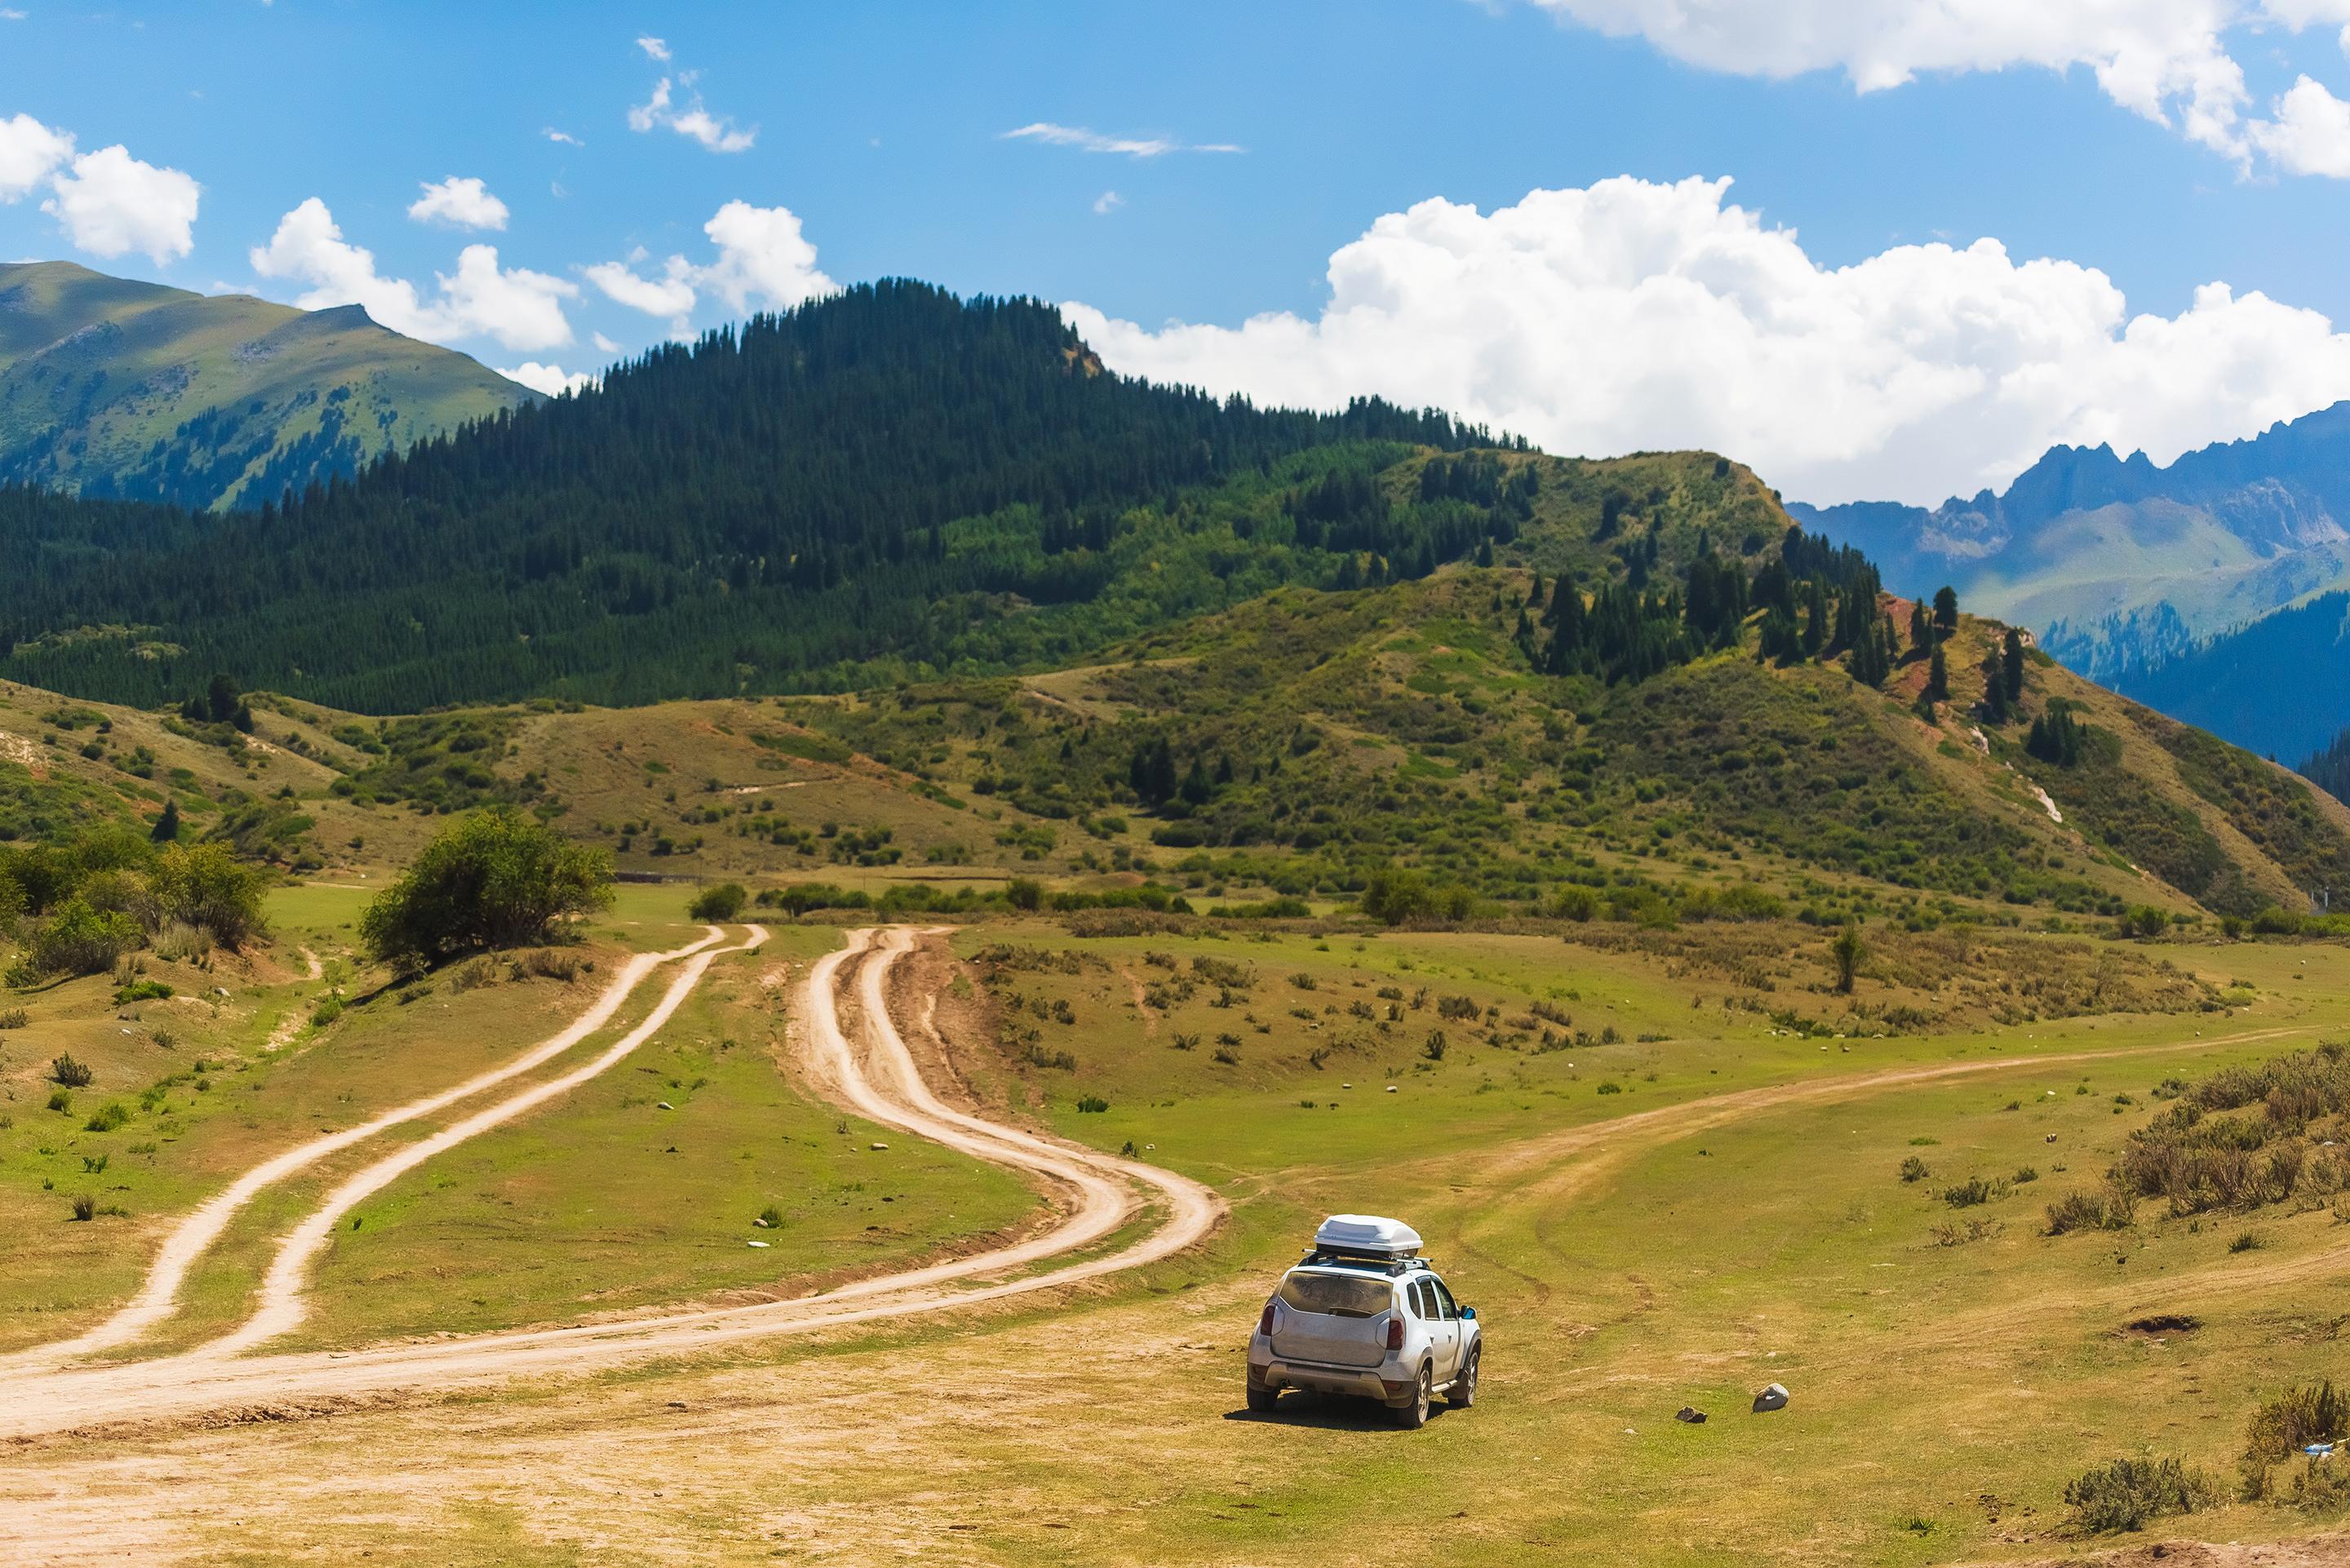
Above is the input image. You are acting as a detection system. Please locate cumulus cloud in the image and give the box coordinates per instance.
[0,112,72,200]
[498,361,596,396]
[42,144,201,264]
[1064,175,2350,505]
[2250,73,2350,173]
[250,197,576,352]
[406,175,509,231]
[1524,0,2350,171]
[1001,122,1244,157]
[585,200,834,329]
[628,73,756,153]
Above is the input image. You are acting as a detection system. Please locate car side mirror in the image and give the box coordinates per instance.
[1460,1306,1476,1320]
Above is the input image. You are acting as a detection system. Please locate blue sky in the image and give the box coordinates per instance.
[11,0,2350,503]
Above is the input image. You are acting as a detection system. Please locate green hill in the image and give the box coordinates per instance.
[0,260,534,511]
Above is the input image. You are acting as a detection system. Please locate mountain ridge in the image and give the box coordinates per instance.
[0,259,535,511]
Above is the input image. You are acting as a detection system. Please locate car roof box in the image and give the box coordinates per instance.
[1314,1214,1421,1259]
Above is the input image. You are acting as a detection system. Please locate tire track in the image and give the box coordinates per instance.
[0,926,1220,1442]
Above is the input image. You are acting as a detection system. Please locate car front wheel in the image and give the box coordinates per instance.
[1393,1365,1430,1429]
[1450,1345,1479,1408]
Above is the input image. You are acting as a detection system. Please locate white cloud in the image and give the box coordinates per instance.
[1093,189,1124,215]
[592,330,623,354]
[628,73,756,153]
[543,126,583,146]
[636,34,669,60]
[499,361,596,396]
[1523,0,2350,171]
[586,254,696,330]
[42,144,200,264]
[406,175,510,231]
[0,11,27,21]
[250,197,576,352]
[1064,175,2350,506]
[585,200,834,327]
[1002,122,1244,157]
[0,112,72,201]
[2250,73,2350,173]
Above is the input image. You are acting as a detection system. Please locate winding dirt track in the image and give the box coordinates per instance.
[0,926,1221,1443]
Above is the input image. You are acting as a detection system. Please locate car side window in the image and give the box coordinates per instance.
[1429,1278,1458,1321]
[1409,1280,1433,1318]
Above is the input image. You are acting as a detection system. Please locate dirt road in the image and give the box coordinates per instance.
[0,926,1222,1442]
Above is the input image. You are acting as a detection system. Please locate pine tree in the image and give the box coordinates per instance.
[1909,598,1930,653]
[1926,644,1949,702]
[151,797,180,844]
[2002,626,2025,702]
[1933,584,1959,633]
[1979,649,2009,721]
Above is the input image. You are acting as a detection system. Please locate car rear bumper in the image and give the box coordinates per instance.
[1252,1356,1416,1406]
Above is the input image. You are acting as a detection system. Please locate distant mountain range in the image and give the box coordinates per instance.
[0,260,534,511]
[1793,404,2350,764]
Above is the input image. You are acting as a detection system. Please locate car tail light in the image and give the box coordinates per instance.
[1259,1301,1276,1336]
[1386,1315,1404,1351]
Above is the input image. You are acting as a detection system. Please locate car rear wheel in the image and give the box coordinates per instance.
[1449,1345,1479,1408]
[1393,1365,1430,1429]
[1246,1385,1279,1415]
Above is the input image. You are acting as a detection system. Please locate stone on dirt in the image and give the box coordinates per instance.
[1752,1383,1789,1413]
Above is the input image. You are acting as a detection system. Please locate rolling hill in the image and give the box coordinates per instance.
[0,260,535,511]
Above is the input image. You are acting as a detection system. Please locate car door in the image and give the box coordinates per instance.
[1419,1278,1457,1382]
[1415,1277,1458,1381]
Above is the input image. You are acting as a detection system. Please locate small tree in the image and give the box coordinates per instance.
[30,898,143,977]
[150,842,267,950]
[1925,645,1949,702]
[150,798,180,844]
[1832,922,1864,994]
[2002,626,2026,702]
[1932,585,1959,632]
[1908,597,1930,652]
[688,882,747,922]
[360,809,613,968]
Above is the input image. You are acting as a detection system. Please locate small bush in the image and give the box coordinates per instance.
[0,1008,27,1030]
[758,1203,783,1229]
[84,1101,129,1133]
[49,1052,93,1088]
[2046,1189,2136,1234]
[113,978,173,1005]
[1596,1080,1624,1096]
[46,1089,71,1114]
[1076,1095,1109,1113]
[2063,1457,2215,1534]
[1170,1031,1199,1052]
[689,882,749,922]
[2228,1230,2266,1254]
[1211,1044,1242,1065]
[69,1194,96,1222]
[1941,1176,2006,1208]
[1899,1155,1930,1183]
[1421,1030,1448,1062]
[2241,1382,2350,1500]
[311,994,344,1027]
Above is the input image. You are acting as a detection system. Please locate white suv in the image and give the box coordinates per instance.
[1246,1216,1481,1428]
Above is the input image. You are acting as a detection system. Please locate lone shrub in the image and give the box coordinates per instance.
[69,1194,95,1222]
[688,882,748,922]
[49,1052,93,1088]
[1077,1095,1110,1113]
[1831,922,1865,994]
[83,1101,129,1133]
[311,994,344,1027]
[360,809,613,968]
[0,1008,27,1030]
[30,898,144,977]
[2241,1382,2350,1499]
[149,843,268,950]
[2063,1458,2215,1534]
[2045,1188,2135,1234]
[1899,1155,1930,1183]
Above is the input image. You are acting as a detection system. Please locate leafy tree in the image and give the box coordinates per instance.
[359,809,613,968]
[687,881,748,921]
[1361,867,1433,925]
[149,842,268,950]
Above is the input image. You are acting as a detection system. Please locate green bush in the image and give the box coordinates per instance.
[687,882,748,922]
[2063,1457,2215,1533]
[49,1052,92,1088]
[1076,1095,1110,1113]
[113,979,172,1004]
[29,898,144,977]
[2241,1382,2350,1499]
[83,1101,128,1133]
[149,842,268,950]
[359,809,613,968]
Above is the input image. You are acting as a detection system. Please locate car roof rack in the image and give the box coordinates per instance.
[1296,1250,1435,1276]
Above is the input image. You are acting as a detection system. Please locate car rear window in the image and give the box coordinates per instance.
[1279,1271,1394,1318]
